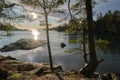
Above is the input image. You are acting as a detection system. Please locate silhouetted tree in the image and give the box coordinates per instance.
[95,10,120,34]
[79,0,104,77]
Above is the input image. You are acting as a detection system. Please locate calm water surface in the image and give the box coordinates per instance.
[0,30,120,73]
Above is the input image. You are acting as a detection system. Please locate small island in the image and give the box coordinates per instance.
[0,39,46,52]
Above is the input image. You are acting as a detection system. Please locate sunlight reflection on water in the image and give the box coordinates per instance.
[31,30,40,40]
[0,30,120,73]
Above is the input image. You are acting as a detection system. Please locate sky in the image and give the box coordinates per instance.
[93,0,120,15]
[2,0,120,30]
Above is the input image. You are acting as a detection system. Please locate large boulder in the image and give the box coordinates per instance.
[0,39,46,52]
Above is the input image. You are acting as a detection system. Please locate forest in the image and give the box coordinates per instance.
[94,10,120,34]
[0,0,120,80]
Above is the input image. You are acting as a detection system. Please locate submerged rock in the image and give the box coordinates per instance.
[0,39,46,52]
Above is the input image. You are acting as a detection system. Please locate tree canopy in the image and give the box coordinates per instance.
[95,10,120,34]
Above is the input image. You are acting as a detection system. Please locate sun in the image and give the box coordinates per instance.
[31,30,40,40]
[30,12,38,19]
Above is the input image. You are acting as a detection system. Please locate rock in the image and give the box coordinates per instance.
[0,39,46,52]
[0,55,6,61]
[53,65,63,72]
[5,56,17,60]
[42,64,63,72]
[64,70,78,75]
[111,73,120,80]
[17,63,35,72]
[0,55,36,72]
[33,64,63,75]
[0,56,17,62]
[0,68,8,80]
[35,68,44,76]
[100,73,120,80]
[60,43,66,48]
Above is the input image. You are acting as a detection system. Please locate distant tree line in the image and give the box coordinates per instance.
[94,10,120,35]
[0,23,15,30]
[55,10,120,35]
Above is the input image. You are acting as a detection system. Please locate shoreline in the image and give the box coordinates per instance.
[0,55,120,80]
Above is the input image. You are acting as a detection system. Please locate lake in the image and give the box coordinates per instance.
[0,30,120,73]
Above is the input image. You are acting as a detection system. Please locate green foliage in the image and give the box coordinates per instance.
[95,38,110,53]
[20,0,40,7]
[69,38,83,44]
[20,0,67,73]
[95,10,120,34]
[0,0,16,18]
[52,23,69,32]
[65,19,86,33]
[6,31,14,36]
[65,28,77,33]
[21,0,66,8]
[8,73,31,80]
[67,38,110,54]
[56,0,66,6]
[0,23,15,37]
[95,38,109,47]
[64,17,88,34]
[69,19,81,29]
[8,73,23,79]
[0,0,30,38]
[69,40,79,44]
[71,0,85,16]
[66,38,85,53]
[0,23,16,31]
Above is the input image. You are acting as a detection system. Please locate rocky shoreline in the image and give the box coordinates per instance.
[0,55,120,80]
[0,55,63,80]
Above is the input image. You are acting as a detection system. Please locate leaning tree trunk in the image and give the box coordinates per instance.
[43,0,54,72]
[79,0,99,77]
[68,0,72,19]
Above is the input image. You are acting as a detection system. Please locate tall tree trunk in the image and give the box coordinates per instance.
[43,0,54,72]
[79,0,98,77]
[86,0,97,64]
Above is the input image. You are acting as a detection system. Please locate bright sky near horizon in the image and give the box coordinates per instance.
[3,0,120,30]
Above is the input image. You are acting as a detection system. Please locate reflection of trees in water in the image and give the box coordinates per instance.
[95,35,120,54]
[67,33,120,52]
[68,33,78,40]
[67,32,89,64]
